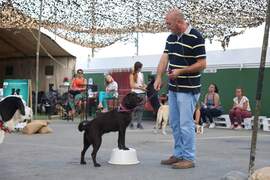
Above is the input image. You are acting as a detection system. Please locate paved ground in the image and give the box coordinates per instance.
[1,119,270,180]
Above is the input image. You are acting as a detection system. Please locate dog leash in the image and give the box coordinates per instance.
[146,90,159,101]
[0,121,11,133]
[117,103,133,113]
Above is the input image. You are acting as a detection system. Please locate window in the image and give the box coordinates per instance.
[45,65,54,76]
[5,66,13,76]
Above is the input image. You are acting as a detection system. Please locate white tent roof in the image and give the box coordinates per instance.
[85,47,270,73]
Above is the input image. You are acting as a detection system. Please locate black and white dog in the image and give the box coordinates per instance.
[0,96,25,144]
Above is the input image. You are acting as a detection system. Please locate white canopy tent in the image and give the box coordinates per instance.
[85,47,270,73]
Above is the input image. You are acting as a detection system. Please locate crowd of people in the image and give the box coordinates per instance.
[66,62,148,128]
[67,67,252,132]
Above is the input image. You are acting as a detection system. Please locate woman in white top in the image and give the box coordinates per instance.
[129,61,146,129]
[229,87,252,129]
[97,75,118,112]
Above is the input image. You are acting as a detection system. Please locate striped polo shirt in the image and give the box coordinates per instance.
[164,25,206,94]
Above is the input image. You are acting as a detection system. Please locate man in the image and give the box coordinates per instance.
[154,9,206,169]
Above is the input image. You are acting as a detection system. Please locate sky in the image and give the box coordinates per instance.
[43,24,266,69]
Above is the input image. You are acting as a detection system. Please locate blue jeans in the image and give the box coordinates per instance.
[98,91,115,109]
[169,91,200,161]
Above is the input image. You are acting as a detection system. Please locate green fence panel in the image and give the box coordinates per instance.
[85,68,270,117]
[201,68,270,117]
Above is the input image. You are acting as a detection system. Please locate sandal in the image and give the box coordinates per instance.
[101,109,108,113]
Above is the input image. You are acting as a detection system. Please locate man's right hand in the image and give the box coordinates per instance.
[154,53,168,91]
[154,77,162,91]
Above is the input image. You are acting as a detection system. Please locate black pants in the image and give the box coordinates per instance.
[200,107,222,123]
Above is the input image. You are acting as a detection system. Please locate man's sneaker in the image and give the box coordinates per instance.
[209,123,215,128]
[137,123,144,129]
[172,160,195,169]
[161,156,182,165]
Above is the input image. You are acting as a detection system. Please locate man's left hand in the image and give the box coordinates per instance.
[168,69,183,80]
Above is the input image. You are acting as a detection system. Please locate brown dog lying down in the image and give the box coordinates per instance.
[78,92,143,167]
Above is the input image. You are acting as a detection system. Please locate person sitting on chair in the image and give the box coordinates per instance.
[69,69,87,118]
[97,74,118,112]
[229,87,252,129]
[200,83,223,128]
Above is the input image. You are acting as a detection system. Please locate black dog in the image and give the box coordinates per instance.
[78,92,142,167]
[0,96,25,122]
[146,75,160,119]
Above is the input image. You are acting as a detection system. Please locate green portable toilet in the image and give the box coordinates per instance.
[3,79,31,106]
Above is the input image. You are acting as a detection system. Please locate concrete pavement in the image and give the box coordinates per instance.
[0,119,270,180]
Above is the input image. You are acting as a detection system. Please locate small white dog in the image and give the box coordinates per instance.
[154,95,169,135]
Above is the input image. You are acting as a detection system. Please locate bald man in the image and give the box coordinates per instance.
[154,9,206,169]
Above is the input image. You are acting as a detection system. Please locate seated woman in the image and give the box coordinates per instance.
[200,83,224,128]
[229,87,252,129]
[69,69,87,118]
[97,74,118,112]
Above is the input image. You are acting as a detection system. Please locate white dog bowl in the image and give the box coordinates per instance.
[108,148,140,165]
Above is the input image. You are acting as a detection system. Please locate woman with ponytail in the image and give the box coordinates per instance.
[129,61,146,129]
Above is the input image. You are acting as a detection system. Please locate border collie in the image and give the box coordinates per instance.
[0,96,25,144]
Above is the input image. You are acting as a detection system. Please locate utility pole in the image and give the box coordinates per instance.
[35,0,43,116]
[248,0,270,177]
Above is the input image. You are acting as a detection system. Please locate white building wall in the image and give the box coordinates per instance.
[85,47,270,73]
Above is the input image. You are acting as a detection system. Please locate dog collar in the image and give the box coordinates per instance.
[0,121,11,133]
[117,104,133,113]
